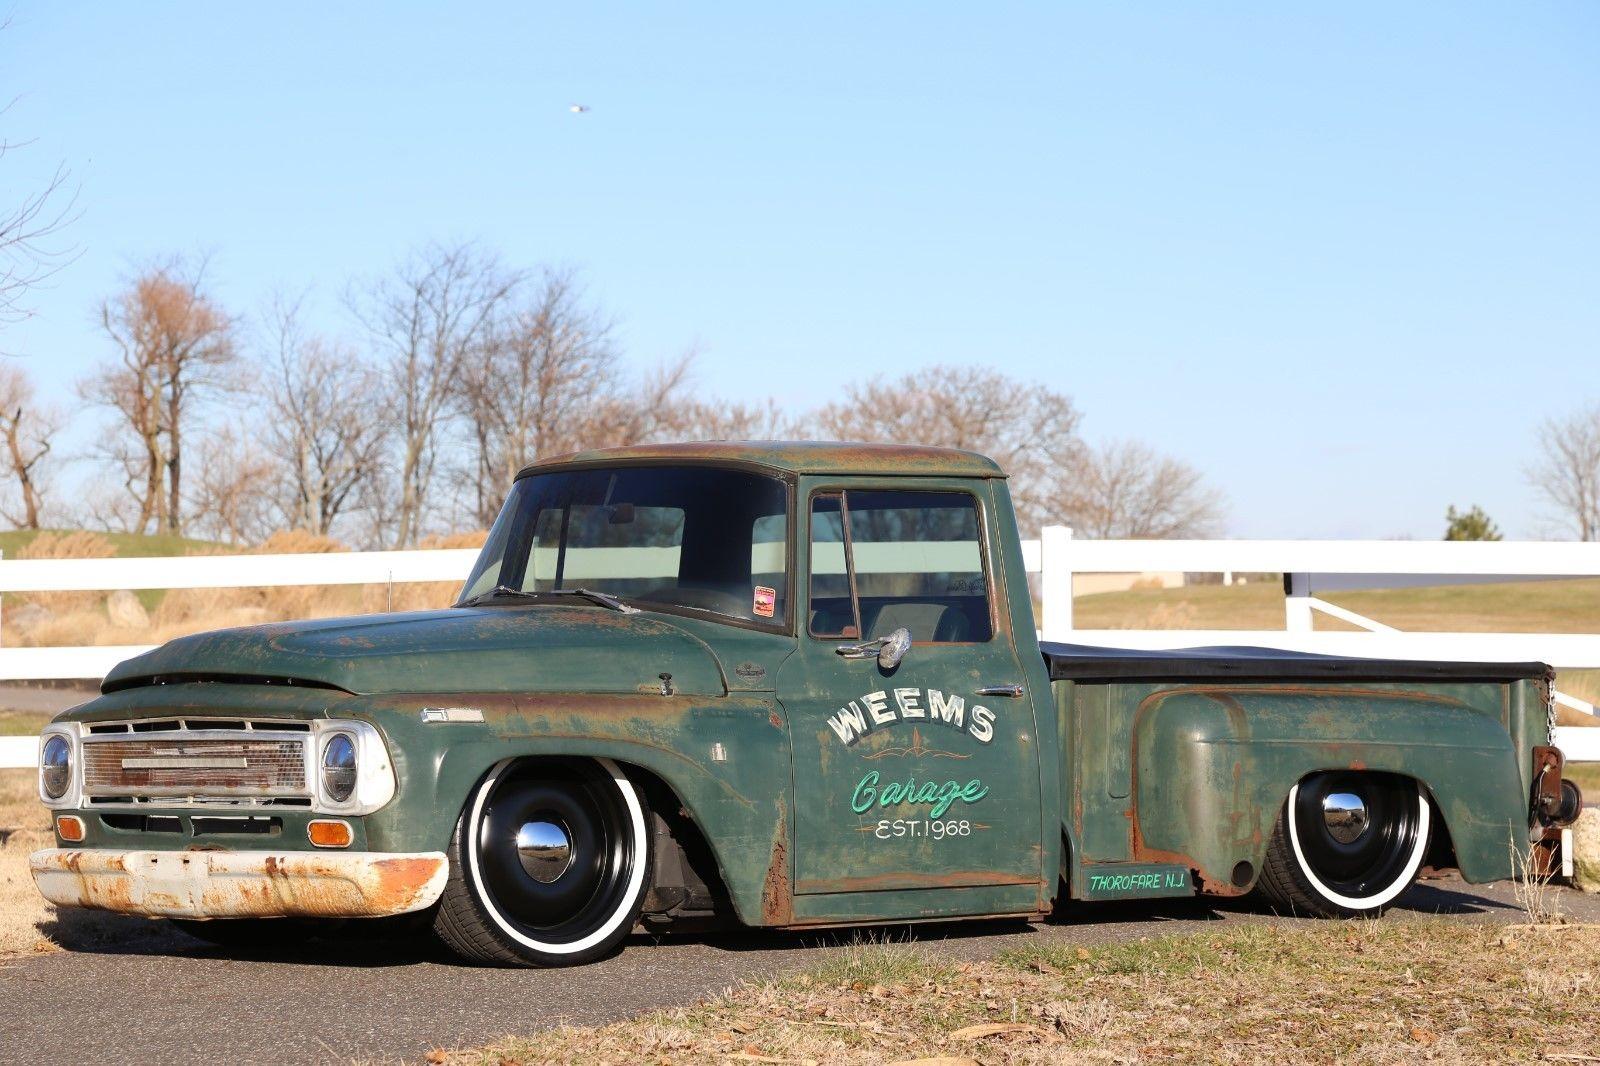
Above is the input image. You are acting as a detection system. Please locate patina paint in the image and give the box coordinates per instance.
[776,473,1046,919]
[520,440,1006,480]
[102,606,732,698]
[36,444,1560,934]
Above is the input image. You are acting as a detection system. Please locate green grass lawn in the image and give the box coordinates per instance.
[0,710,56,735]
[1565,760,1600,797]
[0,528,231,614]
[1074,576,1600,634]
[0,529,223,560]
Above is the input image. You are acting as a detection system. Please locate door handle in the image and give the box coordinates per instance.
[835,628,912,669]
[976,684,1024,698]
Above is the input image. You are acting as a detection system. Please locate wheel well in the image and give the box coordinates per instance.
[614,763,735,923]
[1287,768,1459,873]
[460,755,735,922]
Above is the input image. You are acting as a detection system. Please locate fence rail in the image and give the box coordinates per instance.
[0,534,1595,767]
[1034,528,1600,760]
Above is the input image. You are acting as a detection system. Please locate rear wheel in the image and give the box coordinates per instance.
[432,757,651,967]
[1257,771,1430,918]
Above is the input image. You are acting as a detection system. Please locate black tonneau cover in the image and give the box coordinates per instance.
[1043,642,1551,685]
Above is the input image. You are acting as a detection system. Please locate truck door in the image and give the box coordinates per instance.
[778,483,1043,897]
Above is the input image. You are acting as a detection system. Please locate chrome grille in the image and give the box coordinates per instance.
[81,720,311,805]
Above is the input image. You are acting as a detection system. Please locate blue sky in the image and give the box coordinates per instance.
[3,3,1596,537]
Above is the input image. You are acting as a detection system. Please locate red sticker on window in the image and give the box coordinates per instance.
[753,586,776,618]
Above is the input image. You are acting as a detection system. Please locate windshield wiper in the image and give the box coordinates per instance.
[457,584,543,608]
[457,584,640,613]
[547,587,640,614]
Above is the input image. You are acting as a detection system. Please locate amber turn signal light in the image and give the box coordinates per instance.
[307,819,353,848]
[56,815,86,842]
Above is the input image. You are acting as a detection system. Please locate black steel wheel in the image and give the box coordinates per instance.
[433,757,651,966]
[1257,771,1430,918]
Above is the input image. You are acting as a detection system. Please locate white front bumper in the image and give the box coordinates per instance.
[30,848,449,919]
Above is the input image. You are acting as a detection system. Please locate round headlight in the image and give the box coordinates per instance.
[41,734,71,800]
[322,733,357,804]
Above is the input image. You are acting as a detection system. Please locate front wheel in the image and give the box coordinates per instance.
[432,757,651,967]
[1256,771,1431,918]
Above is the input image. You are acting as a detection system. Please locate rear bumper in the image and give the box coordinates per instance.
[30,848,448,919]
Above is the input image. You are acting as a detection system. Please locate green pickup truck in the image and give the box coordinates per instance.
[31,442,1584,966]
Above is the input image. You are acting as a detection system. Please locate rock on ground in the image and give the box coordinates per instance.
[105,590,149,629]
[1572,808,1600,893]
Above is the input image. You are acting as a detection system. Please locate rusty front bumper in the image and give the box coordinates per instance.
[30,848,449,919]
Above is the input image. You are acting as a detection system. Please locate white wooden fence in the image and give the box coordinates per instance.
[1026,529,1600,760]
[0,533,1596,768]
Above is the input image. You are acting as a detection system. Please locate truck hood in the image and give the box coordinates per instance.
[102,605,729,697]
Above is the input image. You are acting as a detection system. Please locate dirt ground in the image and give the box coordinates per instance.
[432,920,1600,1065]
[0,769,180,958]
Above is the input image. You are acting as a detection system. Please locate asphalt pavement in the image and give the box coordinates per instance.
[3,876,1596,1065]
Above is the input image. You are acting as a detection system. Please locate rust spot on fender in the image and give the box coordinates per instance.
[1128,817,1244,898]
[760,818,791,925]
[370,856,447,911]
[794,870,1040,894]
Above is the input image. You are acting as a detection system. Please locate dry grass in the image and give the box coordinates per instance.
[0,528,490,650]
[0,767,57,957]
[0,768,179,959]
[431,921,1600,1065]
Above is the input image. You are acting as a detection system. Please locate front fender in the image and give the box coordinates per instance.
[361,692,792,927]
[1132,687,1528,891]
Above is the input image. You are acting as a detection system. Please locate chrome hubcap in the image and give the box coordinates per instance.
[515,820,573,883]
[1321,792,1370,844]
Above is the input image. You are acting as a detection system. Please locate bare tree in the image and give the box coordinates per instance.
[80,257,239,535]
[185,425,278,544]
[456,270,619,525]
[674,396,795,441]
[1528,403,1600,541]
[0,362,62,527]
[810,365,1083,532]
[350,243,519,546]
[262,297,391,537]
[575,350,700,451]
[1,97,79,327]
[1052,439,1225,539]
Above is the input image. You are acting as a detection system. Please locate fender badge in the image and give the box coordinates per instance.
[734,662,766,682]
[420,707,485,724]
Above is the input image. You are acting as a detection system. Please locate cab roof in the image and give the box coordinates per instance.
[518,440,1006,479]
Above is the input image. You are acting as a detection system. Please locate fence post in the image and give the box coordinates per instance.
[1040,525,1074,641]
[1284,571,1314,632]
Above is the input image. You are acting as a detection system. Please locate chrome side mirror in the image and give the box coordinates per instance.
[835,627,912,670]
[877,627,911,669]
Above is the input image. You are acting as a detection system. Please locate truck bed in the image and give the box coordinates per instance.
[1041,642,1551,685]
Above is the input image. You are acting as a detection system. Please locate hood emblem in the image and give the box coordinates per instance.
[420,707,485,724]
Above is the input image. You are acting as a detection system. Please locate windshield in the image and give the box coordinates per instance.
[459,465,791,628]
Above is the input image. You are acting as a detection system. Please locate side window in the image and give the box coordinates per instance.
[808,489,992,643]
[808,494,859,638]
